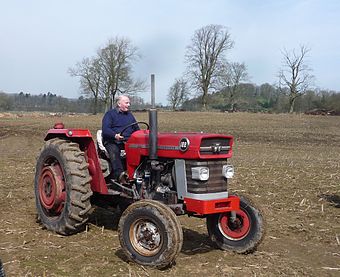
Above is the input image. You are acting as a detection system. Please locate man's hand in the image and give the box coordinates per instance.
[115,133,124,141]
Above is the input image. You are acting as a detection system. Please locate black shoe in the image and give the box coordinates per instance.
[118,172,129,184]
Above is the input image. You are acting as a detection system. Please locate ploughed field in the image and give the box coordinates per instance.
[0,111,339,276]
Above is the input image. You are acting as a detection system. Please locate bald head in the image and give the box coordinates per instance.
[116,95,131,112]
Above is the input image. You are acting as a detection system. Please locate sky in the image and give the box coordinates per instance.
[1,0,340,105]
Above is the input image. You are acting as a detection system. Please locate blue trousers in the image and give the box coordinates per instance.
[103,140,124,180]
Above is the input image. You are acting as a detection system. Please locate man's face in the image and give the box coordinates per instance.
[118,97,130,112]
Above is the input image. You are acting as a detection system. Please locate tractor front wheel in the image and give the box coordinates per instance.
[34,138,92,235]
[118,200,183,269]
[206,195,265,253]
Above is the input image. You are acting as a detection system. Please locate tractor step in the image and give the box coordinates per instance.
[106,179,138,199]
[107,188,122,195]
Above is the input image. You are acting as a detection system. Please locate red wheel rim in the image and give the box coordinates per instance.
[218,210,251,240]
[38,163,66,215]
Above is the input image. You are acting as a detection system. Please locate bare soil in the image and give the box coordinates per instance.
[0,111,339,276]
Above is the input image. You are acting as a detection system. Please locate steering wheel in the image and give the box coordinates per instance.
[119,121,149,140]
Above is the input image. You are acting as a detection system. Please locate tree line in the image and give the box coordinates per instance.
[182,84,340,114]
[1,24,340,114]
[1,85,339,115]
[0,91,148,113]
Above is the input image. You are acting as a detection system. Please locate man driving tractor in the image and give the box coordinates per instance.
[102,95,139,183]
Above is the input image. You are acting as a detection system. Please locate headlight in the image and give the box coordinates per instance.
[191,167,209,181]
[222,165,234,178]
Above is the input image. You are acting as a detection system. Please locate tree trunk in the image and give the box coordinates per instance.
[202,88,208,110]
[105,100,110,113]
[92,97,98,115]
[289,96,296,113]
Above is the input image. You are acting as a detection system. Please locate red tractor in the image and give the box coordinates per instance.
[34,109,264,268]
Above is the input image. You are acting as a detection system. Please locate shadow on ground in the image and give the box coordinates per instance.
[88,206,215,256]
[319,193,340,208]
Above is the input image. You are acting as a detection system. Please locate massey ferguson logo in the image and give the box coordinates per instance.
[212,143,221,153]
[179,137,190,152]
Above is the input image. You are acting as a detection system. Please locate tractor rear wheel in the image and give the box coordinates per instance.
[206,195,265,253]
[34,138,92,235]
[118,200,183,269]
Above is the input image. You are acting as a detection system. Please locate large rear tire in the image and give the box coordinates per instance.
[34,138,93,235]
[207,195,265,253]
[118,200,183,269]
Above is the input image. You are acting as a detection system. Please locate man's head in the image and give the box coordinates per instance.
[116,95,130,112]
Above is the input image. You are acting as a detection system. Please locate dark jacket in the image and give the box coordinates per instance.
[102,108,139,142]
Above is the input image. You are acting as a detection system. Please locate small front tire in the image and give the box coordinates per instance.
[118,200,183,269]
[207,195,265,253]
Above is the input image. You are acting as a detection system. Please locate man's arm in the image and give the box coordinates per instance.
[102,111,116,140]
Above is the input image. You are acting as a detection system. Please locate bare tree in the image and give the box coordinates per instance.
[185,24,234,110]
[97,37,145,110]
[69,57,102,114]
[70,36,145,113]
[278,45,314,113]
[167,78,189,110]
[220,62,249,111]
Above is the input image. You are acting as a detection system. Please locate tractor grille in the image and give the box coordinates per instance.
[200,138,231,155]
[185,160,228,194]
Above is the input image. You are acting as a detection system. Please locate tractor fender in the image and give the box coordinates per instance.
[44,126,108,194]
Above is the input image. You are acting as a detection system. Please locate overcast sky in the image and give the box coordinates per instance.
[1,0,339,104]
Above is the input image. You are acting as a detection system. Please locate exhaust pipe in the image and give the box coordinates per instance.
[148,74,161,186]
[149,74,158,160]
[148,108,158,160]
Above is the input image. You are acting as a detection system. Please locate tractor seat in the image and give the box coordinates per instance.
[96,130,109,158]
[96,130,126,158]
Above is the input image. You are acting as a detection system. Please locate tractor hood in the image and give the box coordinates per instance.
[125,130,233,163]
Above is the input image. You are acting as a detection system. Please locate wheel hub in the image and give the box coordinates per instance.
[130,220,162,256]
[219,210,251,240]
[38,164,65,214]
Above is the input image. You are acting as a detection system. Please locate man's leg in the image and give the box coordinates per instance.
[104,141,123,180]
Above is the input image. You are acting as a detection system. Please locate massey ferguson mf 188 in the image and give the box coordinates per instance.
[34,102,264,269]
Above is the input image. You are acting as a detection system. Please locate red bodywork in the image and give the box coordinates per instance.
[125,130,233,175]
[184,195,240,215]
[45,127,239,215]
